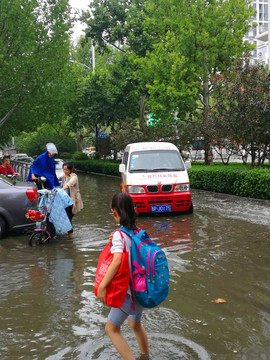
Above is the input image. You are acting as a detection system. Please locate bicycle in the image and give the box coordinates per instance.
[26,189,56,246]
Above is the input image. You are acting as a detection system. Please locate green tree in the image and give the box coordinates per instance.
[81,0,150,57]
[211,59,270,167]
[0,0,72,141]
[15,122,76,157]
[81,0,254,159]
[136,0,254,163]
[81,0,153,129]
[67,49,143,150]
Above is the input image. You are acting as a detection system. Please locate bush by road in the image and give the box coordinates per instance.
[189,164,270,200]
[73,159,120,177]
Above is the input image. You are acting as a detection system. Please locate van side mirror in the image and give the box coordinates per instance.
[119,163,125,173]
[185,160,191,170]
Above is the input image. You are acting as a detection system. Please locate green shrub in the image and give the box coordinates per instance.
[60,152,72,160]
[72,151,88,161]
[73,159,119,176]
[189,165,270,200]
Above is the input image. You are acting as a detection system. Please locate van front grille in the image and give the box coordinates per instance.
[161,184,172,192]
[147,185,158,193]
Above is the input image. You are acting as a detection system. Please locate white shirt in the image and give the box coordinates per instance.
[111,229,132,294]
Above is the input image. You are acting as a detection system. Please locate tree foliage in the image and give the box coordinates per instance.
[81,0,150,56]
[211,59,270,167]
[0,0,72,141]
[15,122,76,157]
[136,0,254,163]
[81,0,255,160]
[67,49,142,142]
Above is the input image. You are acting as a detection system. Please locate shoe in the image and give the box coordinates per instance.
[136,355,150,360]
[68,233,73,239]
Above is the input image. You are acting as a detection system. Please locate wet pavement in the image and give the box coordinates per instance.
[0,173,269,360]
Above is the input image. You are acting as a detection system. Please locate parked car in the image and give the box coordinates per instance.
[0,175,39,238]
[89,146,96,153]
[10,153,29,160]
[55,158,64,179]
[13,156,34,163]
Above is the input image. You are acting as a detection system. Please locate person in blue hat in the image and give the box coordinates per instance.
[27,143,60,189]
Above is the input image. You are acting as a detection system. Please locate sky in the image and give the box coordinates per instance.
[69,0,91,41]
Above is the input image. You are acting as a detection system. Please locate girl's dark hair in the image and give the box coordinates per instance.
[63,161,74,173]
[111,193,137,230]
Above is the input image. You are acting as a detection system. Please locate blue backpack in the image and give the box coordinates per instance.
[119,227,170,308]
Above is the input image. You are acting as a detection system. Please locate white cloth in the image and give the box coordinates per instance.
[111,229,132,294]
[46,142,58,154]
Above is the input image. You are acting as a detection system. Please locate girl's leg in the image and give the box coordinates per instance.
[128,318,149,357]
[105,320,136,360]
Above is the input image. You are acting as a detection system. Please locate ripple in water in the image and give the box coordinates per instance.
[50,292,211,360]
[193,190,270,228]
[45,331,210,360]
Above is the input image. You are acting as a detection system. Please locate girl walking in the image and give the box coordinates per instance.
[97,193,149,360]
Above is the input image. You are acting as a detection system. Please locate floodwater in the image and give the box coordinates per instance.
[0,173,269,360]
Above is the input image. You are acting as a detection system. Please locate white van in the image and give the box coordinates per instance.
[119,142,193,213]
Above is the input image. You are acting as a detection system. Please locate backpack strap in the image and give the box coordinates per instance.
[118,226,133,238]
[118,227,136,310]
[119,226,141,238]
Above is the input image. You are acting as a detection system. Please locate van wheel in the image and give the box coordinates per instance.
[187,202,194,214]
[0,216,7,238]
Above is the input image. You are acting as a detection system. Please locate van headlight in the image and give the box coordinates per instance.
[127,185,146,194]
[174,183,190,192]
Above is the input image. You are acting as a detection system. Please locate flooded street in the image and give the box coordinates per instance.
[0,173,269,360]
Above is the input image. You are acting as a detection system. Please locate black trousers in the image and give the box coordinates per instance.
[65,205,74,234]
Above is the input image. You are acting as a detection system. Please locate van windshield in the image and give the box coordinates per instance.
[129,150,185,172]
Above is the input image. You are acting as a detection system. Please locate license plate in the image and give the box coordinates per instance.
[151,205,171,213]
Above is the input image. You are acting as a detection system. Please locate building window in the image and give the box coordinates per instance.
[264,4,268,21]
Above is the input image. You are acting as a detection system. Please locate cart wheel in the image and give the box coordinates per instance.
[29,231,50,246]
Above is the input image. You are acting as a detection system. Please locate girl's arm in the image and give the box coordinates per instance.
[97,252,122,304]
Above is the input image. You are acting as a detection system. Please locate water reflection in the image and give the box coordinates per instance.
[0,173,269,359]
[141,216,193,251]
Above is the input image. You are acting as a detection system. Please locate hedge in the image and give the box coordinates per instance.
[73,159,120,177]
[73,160,270,200]
[188,165,270,200]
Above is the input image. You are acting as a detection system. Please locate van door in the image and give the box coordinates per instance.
[119,151,129,191]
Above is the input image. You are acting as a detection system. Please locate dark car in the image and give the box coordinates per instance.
[0,175,39,238]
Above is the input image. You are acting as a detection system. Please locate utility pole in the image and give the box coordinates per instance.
[92,41,98,152]
[268,0,270,70]
[92,41,95,73]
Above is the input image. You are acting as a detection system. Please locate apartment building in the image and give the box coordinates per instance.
[244,0,269,65]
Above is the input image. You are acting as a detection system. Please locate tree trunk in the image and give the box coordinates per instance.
[78,134,84,152]
[250,141,256,168]
[202,79,212,165]
[258,143,269,167]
